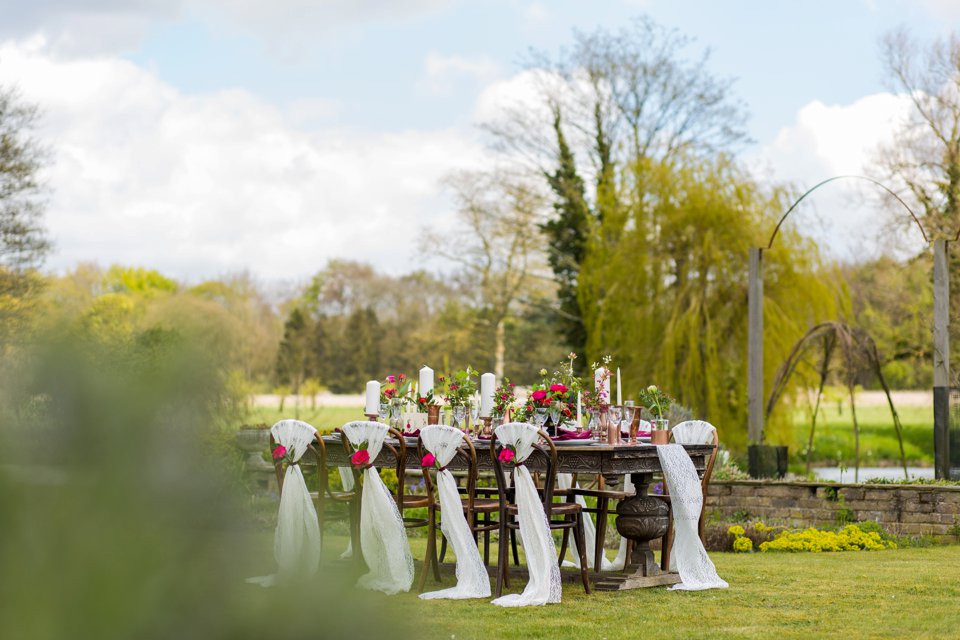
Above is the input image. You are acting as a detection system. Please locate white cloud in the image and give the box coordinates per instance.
[0,39,488,281]
[418,51,500,96]
[747,93,923,258]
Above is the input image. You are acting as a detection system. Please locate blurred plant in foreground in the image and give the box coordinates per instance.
[0,326,409,640]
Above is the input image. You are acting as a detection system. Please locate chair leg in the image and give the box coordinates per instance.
[418,518,433,592]
[572,515,592,595]
[438,533,447,563]
[483,513,491,566]
[496,520,508,597]
[431,509,441,582]
[510,526,520,566]
[661,504,674,572]
[558,526,570,567]
[594,498,609,573]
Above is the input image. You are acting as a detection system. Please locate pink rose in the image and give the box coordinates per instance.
[498,448,515,463]
[271,445,287,460]
[351,449,370,466]
[386,375,396,383]
[531,389,547,402]
[550,384,568,394]
[421,453,436,467]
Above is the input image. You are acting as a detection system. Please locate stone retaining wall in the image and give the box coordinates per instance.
[707,480,960,539]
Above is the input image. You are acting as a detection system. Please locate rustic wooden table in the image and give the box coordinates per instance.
[322,434,713,590]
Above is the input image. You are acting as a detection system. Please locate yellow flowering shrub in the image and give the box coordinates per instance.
[758,524,897,553]
[754,521,769,532]
[727,525,745,537]
[732,536,753,553]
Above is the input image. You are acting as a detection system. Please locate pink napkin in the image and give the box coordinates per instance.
[621,430,652,438]
[402,429,420,438]
[554,429,593,441]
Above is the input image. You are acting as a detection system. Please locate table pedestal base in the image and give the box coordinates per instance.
[593,571,681,590]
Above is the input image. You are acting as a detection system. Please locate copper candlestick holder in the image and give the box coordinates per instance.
[480,416,492,437]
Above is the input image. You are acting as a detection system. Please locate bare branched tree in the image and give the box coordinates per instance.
[425,170,549,378]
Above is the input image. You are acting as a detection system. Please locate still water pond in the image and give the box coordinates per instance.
[812,466,934,482]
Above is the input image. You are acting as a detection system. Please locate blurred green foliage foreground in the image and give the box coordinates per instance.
[0,328,410,640]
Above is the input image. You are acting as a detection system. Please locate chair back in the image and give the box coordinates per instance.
[340,421,406,507]
[672,420,719,491]
[417,425,476,510]
[489,422,559,517]
[270,431,323,494]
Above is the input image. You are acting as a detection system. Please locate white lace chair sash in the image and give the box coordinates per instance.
[672,420,717,445]
[418,425,490,599]
[339,420,413,595]
[247,419,321,586]
[657,444,728,591]
[492,422,561,607]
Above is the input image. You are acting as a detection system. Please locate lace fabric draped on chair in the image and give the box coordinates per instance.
[656,441,728,591]
[491,422,562,607]
[341,420,414,595]
[247,419,322,587]
[419,425,491,600]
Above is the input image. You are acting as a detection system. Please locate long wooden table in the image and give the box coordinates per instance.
[322,434,714,591]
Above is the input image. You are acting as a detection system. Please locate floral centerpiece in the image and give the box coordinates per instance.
[516,353,582,429]
[380,373,412,406]
[443,366,478,406]
[638,384,673,420]
[491,378,517,421]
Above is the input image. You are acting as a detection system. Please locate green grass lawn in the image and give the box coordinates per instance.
[791,404,934,467]
[243,404,362,432]
[247,534,959,640]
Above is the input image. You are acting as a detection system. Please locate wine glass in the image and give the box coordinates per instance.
[609,406,623,441]
[452,405,467,430]
[533,407,549,433]
[623,402,636,441]
[389,402,402,429]
[469,402,481,434]
[378,402,389,423]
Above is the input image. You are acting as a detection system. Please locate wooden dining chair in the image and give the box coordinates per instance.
[490,428,591,597]
[656,420,720,571]
[341,425,439,583]
[270,430,356,565]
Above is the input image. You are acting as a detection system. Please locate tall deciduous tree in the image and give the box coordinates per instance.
[873,27,960,373]
[0,84,49,345]
[486,17,749,366]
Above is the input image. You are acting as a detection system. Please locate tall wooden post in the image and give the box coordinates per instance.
[748,247,764,445]
[933,239,951,479]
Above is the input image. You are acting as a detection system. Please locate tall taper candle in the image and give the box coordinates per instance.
[419,366,434,398]
[365,380,380,415]
[480,372,496,417]
[616,367,622,406]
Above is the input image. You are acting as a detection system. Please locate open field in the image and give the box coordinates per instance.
[240,534,960,640]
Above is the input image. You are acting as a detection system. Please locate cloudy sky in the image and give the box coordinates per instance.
[0,0,956,282]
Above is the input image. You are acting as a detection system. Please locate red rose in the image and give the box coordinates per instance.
[384,388,396,397]
[498,448,515,463]
[550,384,568,394]
[421,453,436,467]
[531,390,547,402]
[419,396,427,404]
[351,449,370,466]
[271,445,287,460]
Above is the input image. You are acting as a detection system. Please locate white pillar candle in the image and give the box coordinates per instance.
[419,366,434,398]
[617,367,622,406]
[365,380,380,415]
[480,372,496,417]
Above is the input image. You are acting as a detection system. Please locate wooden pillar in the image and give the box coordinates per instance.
[748,247,764,444]
[933,239,950,479]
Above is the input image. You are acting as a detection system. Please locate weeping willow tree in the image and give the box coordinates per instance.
[578,155,842,451]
